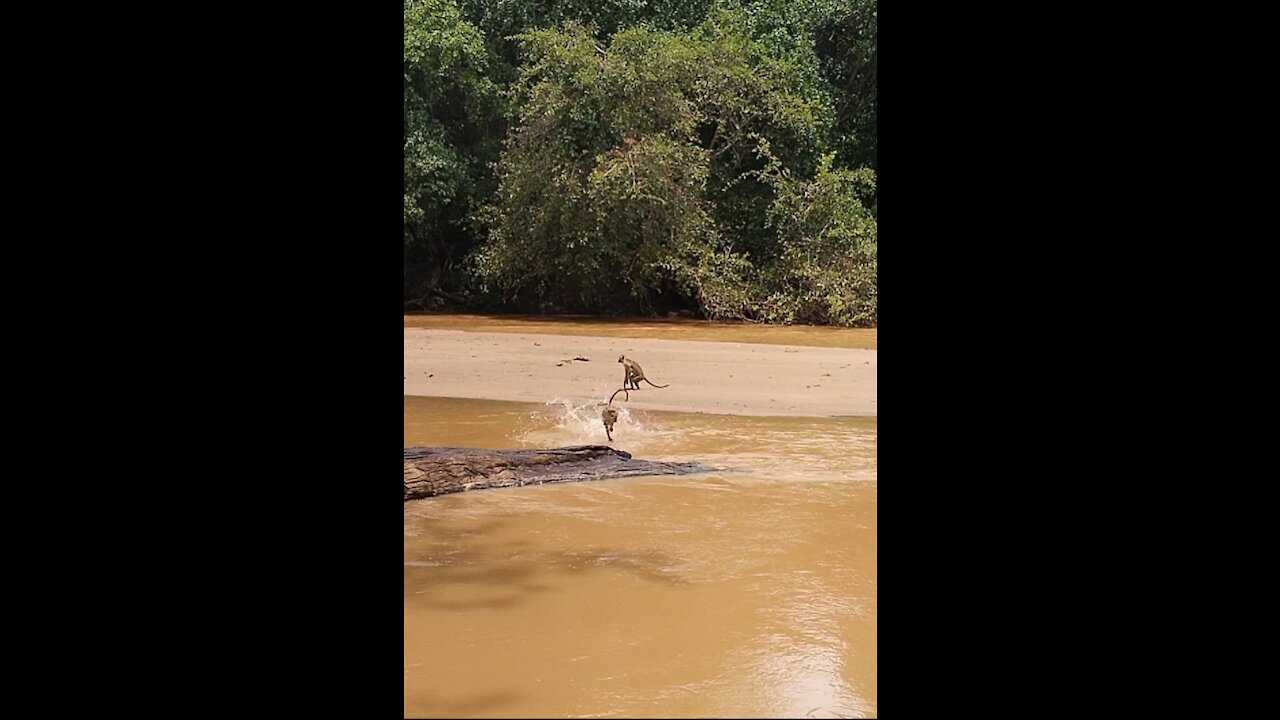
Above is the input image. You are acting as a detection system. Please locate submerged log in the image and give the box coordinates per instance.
[404,445,716,501]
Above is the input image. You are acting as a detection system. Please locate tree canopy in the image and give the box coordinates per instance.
[404,0,877,325]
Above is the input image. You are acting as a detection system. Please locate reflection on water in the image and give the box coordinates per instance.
[405,396,876,718]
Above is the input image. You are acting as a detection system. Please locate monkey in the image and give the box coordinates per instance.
[601,388,630,440]
[601,405,618,441]
[618,355,669,389]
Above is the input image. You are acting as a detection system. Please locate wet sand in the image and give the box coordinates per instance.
[404,313,877,350]
[403,325,876,417]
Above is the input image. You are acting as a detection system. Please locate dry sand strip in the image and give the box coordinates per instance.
[403,328,876,417]
[404,313,877,349]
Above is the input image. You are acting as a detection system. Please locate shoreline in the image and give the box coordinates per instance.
[404,312,877,350]
[404,326,877,418]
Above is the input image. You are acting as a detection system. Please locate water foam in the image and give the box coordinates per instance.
[517,396,649,447]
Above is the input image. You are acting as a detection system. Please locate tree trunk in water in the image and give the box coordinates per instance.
[404,445,715,501]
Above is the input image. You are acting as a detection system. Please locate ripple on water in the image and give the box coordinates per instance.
[404,395,876,718]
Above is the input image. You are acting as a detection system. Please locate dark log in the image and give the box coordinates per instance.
[404,445,716,500]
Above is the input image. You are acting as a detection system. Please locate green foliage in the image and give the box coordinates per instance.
[458,0,713,57]
[763,155,877,325]
[475,19,839,317]
[405,0,877,325]
[813,0,877,170]
[404,0,500,297]
[705,0,876,172]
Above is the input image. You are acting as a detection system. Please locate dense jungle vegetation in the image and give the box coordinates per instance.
[405,0,876,325]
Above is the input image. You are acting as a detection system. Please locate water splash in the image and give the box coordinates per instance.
[510,398,876,484]
[516,396,650,447]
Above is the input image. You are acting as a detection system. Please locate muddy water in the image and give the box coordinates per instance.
[404,396,877,718]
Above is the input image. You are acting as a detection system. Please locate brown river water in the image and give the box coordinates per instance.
[404,319,877,719]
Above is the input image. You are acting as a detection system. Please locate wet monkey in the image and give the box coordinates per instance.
[600,388,629,441]
[601,405,619,441]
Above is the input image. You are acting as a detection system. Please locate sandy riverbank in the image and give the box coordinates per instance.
[404,313,878,350]
[403,325,877,417]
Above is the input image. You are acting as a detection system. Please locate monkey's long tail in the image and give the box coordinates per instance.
[608,387,631,404]
[642,379,670,388]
